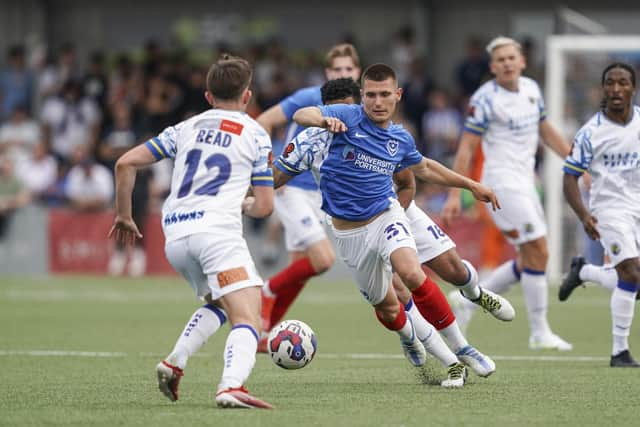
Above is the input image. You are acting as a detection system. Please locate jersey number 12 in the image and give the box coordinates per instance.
[177,149,231,198]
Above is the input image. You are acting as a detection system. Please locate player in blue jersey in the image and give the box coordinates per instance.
[292,63,513,387]
[276,78,515,379]
[442,36,574,351]
[256,44,361,349]
[109,55,274,408]
[562,63,640,367]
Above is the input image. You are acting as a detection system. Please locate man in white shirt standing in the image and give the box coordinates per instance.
[442,36,573,351]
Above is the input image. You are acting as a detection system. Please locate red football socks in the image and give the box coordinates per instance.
[410,276,456,330]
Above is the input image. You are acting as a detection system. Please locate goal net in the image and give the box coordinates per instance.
[544,35,640,281]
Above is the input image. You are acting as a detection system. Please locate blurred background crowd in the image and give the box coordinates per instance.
[2,0,640,276]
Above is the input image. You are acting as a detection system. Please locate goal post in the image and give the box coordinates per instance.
[544,35,640,281]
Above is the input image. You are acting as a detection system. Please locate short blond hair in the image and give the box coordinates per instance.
[486,36,522,55]
[325,43,360,68]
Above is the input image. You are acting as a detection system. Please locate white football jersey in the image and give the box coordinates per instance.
[464,77,546,189]
[274,126,333,185]
[564,106,640,217]
[145,109,273,243]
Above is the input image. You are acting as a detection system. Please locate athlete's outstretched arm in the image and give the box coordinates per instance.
[257,104,287,137]
[109,144,157,244]
[563,173,599,240]
[410,157,500,211]
[540,120,571,158]
[392,168,416,210]
[293,107,347,133]
[242,185,274,218]
[441,131,481,226]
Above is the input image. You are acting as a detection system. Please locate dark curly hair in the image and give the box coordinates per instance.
[321,78,361,104]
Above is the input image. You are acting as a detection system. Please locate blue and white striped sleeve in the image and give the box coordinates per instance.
[463,94,491,135]
[563,128,592,176]
[251,131,274,187]
[144,125,178,160]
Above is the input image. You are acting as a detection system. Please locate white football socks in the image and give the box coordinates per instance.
[402,306,457,366]
[166,304,227,369]
[438,321,469,353]
[457,260,481,300]
[611,283,637,356]
[521,269,552,338]
[580,264,618,291]
[218,325,259,391]
[483,259,520,295]
[397,315,415,342]
[405,300,430,341]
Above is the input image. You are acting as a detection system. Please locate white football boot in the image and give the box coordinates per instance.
[455,345,496,377]
[529,333,573,351]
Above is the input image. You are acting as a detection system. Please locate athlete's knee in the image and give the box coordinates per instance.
[308,241,335,273]
[310,251,335,274]
[399,267,425,290]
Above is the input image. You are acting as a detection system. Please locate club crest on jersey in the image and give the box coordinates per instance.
[611,243,621,256]
[528,96,536,104]
[387,140,399,156]
[467,105,476,117]
[343,144,356,161]
[283,143,295,158]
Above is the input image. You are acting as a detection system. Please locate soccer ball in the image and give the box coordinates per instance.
[268,319,317,369]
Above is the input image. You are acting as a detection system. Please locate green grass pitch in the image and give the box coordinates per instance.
[1,275,638,426]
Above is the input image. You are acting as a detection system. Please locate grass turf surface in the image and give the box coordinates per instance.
[1,275,638,426]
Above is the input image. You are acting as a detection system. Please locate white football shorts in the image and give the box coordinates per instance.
[165,232,263,300]
[487,185,547,245]
[406,201,456,263]
[331,199,417,306]
[274,186,328,252]
[596,213,640,267]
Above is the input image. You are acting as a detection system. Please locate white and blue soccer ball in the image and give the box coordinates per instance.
[268,319,317,370]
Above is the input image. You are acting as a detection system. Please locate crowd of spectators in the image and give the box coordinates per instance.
[1,33,534,271]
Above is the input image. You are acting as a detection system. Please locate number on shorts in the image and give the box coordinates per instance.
[384,222,410,240]
[178,149,232,198]
[427,225,446,240]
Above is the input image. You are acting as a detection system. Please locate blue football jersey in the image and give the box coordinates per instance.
[279,85,322,191]
[317,104,423,221]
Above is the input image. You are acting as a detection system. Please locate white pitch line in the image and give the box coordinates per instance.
[0,350,127,357]
[0,350,608,362]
